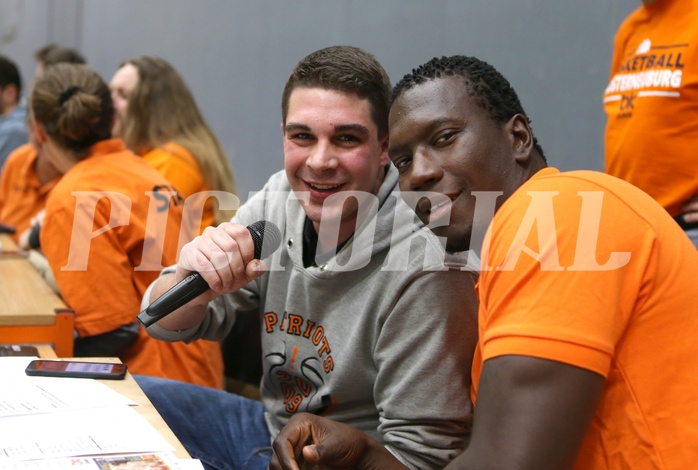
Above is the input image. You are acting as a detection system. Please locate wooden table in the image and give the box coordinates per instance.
[35,344,58,358]
[0,233,74,356]
[94,358,191,459]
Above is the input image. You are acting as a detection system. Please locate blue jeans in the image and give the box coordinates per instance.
[134,375,272,470]
[686,227,698,249]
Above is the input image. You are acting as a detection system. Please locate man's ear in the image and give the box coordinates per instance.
[379,134,390,167]
[280,122,285,137]
[507,114,534,164]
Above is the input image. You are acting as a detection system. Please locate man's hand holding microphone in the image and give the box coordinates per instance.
[137,220,281,330]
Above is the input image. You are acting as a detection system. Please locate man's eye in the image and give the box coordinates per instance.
[392,156,411,171]
[435,131,457,145]
[337,134,360,144]
[290,133,312,140]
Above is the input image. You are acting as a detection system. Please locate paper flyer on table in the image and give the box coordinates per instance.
[0,453,204,469]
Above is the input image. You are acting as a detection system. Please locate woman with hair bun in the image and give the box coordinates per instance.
[31,63,223,389]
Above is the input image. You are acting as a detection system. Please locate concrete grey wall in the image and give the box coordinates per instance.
[0,0,639,200]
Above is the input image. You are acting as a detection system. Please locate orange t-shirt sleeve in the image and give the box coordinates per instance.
[478,171,654,378]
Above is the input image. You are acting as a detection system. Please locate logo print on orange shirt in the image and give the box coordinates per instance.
[151,184,184,211]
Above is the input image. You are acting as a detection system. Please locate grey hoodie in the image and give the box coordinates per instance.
[145,165,477,469]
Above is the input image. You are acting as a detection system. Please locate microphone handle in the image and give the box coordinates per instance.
[137,272,210,327]
[136,220,281,327]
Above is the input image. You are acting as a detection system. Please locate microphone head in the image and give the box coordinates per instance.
[247,220,282,259]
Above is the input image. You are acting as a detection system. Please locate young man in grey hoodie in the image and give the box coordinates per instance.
[136,46,478,470]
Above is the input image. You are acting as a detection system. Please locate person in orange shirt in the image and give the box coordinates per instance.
[269,55,698,470]
[604,0,698,248]
[109,56,237,238]
[30,63,223,389]
[0,140,59,244]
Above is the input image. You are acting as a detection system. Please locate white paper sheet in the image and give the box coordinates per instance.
[0,358,135,418]
[0,406,174,462]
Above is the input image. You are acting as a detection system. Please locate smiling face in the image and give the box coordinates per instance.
[389,75,533,253]
[109,63,138,138]
[283,87,389,243]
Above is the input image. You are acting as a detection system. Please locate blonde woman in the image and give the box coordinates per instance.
[110,56,237,236]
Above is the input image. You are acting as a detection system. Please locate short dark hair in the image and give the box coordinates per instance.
[393,55,546,161]
[0,55,22,95]
[34,43,59,63]
[281,45,392,139]
[40,45,86,68]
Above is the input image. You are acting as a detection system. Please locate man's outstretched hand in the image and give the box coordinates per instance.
[268,413,407,470]
[681,195,698,224]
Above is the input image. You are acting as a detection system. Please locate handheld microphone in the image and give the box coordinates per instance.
[137,220,282,327]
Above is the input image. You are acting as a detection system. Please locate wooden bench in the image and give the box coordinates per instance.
[0,233,74,356]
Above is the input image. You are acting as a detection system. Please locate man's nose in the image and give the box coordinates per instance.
[407,149,443,191]
[307,140,338,171]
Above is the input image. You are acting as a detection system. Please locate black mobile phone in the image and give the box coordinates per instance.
[25,360,128,380]
[0,222,16,234]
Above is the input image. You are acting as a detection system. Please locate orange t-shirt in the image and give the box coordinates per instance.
[41,139,223,388]
[603,0,698,216]
[142,142,216,236]
[473,168,698,469]
[0,144,59,242]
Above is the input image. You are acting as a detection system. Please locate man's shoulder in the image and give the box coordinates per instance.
[245,170,293,203]
[500,168,675,246]
[0,115,27,133]
[2,101,27,123]
[536,169,647,194]
[263,170,292,191]
[233,169,296,226]
[3,143,36,165]
[618,3,653,30]
[372,205,455,274]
